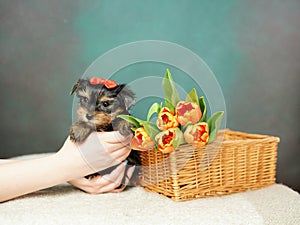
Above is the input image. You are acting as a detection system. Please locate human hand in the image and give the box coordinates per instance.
[58,131,133,178]
[68,162,135,193]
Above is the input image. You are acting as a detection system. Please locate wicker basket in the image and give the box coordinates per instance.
[140,129,280,201]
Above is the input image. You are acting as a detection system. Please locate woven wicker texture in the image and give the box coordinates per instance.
[140,129,280,201]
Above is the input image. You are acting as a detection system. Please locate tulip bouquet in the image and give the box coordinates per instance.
[118,69,224,154]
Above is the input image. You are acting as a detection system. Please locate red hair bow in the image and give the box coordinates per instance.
[89,77,118,89]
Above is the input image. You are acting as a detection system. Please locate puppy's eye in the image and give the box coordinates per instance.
[102,101,110,107]
[81,97,88,103]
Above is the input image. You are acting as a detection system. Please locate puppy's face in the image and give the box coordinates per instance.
[71,79,135,130]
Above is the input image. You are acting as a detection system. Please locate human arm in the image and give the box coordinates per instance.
[0,158,135,195]
[0,132,132,203]
[0,159,19,165]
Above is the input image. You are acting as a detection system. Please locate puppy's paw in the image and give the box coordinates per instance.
[117,120,134,136]
[69,123,92,143]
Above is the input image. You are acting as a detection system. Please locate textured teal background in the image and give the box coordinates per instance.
[0,0,299,191]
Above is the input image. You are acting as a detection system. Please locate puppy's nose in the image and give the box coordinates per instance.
[86,114,94,120]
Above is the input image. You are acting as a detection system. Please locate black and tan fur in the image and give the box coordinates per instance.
[69,79,140,185]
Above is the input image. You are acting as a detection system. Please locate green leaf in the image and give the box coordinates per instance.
[139,121,160,142]
[199,96,207,122]
[117,115,141,128]
[131,127,137,132]
[172,128,186,148]
[147,102,162,121]
[162,69,180,110]
[207,111,224,143]
[165,99,175,113]
[185,88,199,105]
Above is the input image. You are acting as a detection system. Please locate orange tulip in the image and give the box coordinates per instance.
[175,101,202,126]
[130,127,156,151]
[156,107,179,131]
[155,128,183,153]
[184,122,209,147]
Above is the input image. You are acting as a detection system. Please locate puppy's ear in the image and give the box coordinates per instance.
[70,79,81,95]
[117,84,135,110]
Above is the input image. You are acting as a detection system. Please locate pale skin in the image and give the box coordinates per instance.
[0,132,134,203]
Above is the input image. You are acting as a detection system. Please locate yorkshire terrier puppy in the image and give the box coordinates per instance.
[69,78,140,185]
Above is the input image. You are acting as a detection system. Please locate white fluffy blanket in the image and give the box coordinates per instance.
[0,155,299,225]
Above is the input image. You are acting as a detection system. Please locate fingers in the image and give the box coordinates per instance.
[68,177,94,190]
[97,145,131,169]
[94,162,128,193]
[71,162,136,194]
[105,142,131,153]
[68,175,105,194]
[97,132,133,144]
[102,164,136,193]
[112,165,135,193]
[96,174,124,193]
[99,162,126,186]
[126,165,135,181]
[77,163,125,194]
[75,131,133,172]
[110,146,132,162]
